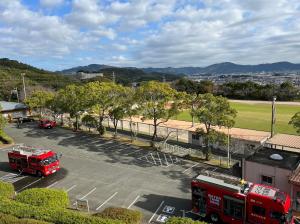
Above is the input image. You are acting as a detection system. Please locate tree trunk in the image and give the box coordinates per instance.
[113,118,118,136]
[75,115,79,131]
[204,133,212,161]
[152,118,157,142]
[60,114,64,126]
[98,114,105,135]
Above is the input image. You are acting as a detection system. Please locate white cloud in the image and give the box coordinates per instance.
[40,0,64,8]
[1,0,300,69]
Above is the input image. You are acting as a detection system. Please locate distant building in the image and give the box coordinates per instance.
[77,72,103,80]
[0,101,28,120]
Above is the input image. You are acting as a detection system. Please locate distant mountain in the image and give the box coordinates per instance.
[142,62,300,75]
[59,64,180,84]
[59,64,114,74]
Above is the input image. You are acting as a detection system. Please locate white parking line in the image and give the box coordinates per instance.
[127,195,140,209]
[148,201,164,223]
[0,173,27,184]
[96,192,118,211]
[183,163,198,173]
[66,185,77,192]
[16,178,41,193]
[80,187,97,200]
[125,149,142,156]
[46,181,59,189]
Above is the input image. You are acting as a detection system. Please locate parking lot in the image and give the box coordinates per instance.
[0,123,227,223]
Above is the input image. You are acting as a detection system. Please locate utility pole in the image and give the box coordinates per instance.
[21,73,27,101]
[271,96,276,137]
[227,128,230,168]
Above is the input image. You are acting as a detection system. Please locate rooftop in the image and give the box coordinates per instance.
[290,166,300,186]
[266,134,300,151]
[0,101,28,112]
[246,147,300,170]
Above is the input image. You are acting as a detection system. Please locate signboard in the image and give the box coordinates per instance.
[157,214,169,223]
[76,199,89,212]
[208,194,221,207]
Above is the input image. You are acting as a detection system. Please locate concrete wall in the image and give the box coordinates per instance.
[244,160,292,194]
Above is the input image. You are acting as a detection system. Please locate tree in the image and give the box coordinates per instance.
[194,93,237,160]
[85,81,122,135]
[108,85,128,136]
[136,81,183,142]
[25,90,54,118]
[289,112,300,134]
[56,84,86,131]
[123,88,140,141]
[81,114,98,132]
[0,105,7,130]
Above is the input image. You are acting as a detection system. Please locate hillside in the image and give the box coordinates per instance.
[60,64,180,85]
[142,62,300,75]
[0,58,76,101]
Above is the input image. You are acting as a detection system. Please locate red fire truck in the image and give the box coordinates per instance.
[191,171,294,224]
[8,145,61,177]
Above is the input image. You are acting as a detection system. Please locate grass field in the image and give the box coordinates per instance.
[174,102,300,135]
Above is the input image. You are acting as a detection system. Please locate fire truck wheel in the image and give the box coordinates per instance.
[210,213,219,223]
[36,171,43,177]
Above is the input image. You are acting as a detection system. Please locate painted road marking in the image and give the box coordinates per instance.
[80,187,97,200]
[0,173,27,184]
[127,195,140,209]
[149,201,164,223]
[66,185,77,192]
[182,163,198,173]
[46,181,59,189]
[125,149,142,156]
[16,178,42,193]
[96,192,118,211]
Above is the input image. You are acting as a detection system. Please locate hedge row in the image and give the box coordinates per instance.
[0,198,123,224]
[0,213,51,224]
[166,217,207,224]
[16,188,69,209]
[0,180,15,199]
[94,207,142,224]
[0,130,13,144]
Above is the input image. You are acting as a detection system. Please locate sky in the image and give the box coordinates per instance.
[0,0,300,71]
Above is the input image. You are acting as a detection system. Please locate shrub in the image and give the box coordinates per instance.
[0,213,51,224]
[166,217,207,224]
[94,207,142,224]
[0,180,15,199]
[0,198,122,224]
[0,130,13,144]
[16,188,69,209]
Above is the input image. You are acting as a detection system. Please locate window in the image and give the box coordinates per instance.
[192,134,199,140]
[9,158,16,164]
[223,196,244,220]
[252,205,266,216]
[261,175,273,185]
[30,158,37,164]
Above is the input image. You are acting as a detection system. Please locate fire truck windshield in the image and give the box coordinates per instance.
[39,154,58,166]
[275,191,287,203]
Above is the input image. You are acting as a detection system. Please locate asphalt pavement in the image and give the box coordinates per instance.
[0,122,226,223]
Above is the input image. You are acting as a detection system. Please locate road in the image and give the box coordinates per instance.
[0,122,226,223]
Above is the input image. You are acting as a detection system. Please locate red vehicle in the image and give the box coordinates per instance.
[191,171,294,224]
[39,119,56,129]
[8,145,61,177]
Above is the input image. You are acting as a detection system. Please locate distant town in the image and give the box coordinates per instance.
[189,72,300,86]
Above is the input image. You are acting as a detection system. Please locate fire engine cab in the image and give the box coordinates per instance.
[8,145,61,177]
[191,171,294,224]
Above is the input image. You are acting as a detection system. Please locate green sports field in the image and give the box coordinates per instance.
[174,102,300,135]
